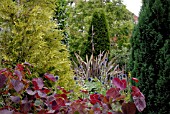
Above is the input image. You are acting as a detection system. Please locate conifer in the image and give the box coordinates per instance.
[86,9,110,57]
[130,0,170,113]
[0,0,78,91]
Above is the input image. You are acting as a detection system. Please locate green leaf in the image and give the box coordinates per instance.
[74,111,79,114]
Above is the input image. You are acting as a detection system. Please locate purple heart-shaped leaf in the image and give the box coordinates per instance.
[10,96,21,103]
[122,102,136,114]
[112,77,127,90]
[0,68,7,74]
[37,90,47,98]
[32,78,44,90]
[106,87,120,99]
[26,88,36,95]
[0,109,13,114]
[11,79,24,92]
[16,64,24,71]
[23,62,32,67]
[21,102,31,113]
[44,73,56,82]
[14,70,22,81]
[0,74,7,88]
[133,95,146,112]
[47,95,55,103]
[131,86,144,97]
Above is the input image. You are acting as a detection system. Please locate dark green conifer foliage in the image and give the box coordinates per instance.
[130,0,170,113]
[86,9,110,57]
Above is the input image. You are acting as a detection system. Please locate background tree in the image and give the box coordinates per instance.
[129,0,170,113]
[0,0,78,92]
[55,0,69,45]
[67,0,134,65]
[85,9,110,57]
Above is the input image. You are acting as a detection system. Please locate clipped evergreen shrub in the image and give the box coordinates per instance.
[0,0,79,92]
[129,0,170,113]
[85,8,110,57]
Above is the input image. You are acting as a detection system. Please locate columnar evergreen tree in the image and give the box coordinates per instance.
[0,0,78,91]
[130,0,170,113]
[68,0,134,61]
[85,9,110,57]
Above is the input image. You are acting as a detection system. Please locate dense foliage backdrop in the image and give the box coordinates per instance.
[0,0,78,92]
[67,0,134,63]
[129,0,170,113]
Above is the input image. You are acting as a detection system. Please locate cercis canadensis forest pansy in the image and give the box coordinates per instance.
[0,63,146,114]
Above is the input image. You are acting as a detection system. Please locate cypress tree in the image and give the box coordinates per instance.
[68,0,133,62]
[86,9,110,57]
[130,0,170,113]
[0,0,78,92]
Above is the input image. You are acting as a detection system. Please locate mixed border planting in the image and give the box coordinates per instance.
[0,63,145,114]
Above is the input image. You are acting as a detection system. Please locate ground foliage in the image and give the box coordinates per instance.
[0,63,146,114]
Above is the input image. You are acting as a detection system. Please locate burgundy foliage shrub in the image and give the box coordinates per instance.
[0,63,146,114]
